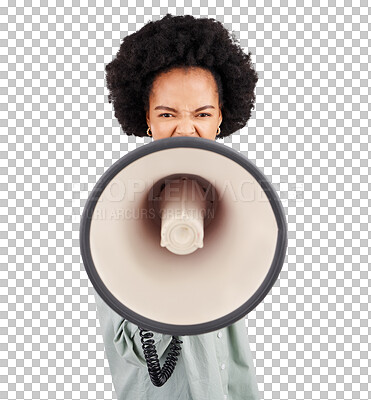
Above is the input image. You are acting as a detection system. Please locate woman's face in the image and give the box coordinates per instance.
[146,67,223,141]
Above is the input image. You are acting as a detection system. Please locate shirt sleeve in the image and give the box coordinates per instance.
[93,288,173,369]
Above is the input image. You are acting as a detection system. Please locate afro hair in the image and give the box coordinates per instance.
[105,14,259,139]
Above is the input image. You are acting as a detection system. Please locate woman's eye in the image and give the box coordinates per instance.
[159,113,211,118]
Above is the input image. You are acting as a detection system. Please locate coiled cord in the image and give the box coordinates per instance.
[139,328,183,387]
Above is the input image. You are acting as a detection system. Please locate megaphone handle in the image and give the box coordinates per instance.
[139,328,183,387]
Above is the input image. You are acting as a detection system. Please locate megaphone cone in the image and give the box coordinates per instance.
[80,137,287,336]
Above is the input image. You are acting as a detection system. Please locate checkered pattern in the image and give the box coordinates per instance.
[2,1,370,399]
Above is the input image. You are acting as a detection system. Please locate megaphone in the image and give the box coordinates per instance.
[80,137,287,337]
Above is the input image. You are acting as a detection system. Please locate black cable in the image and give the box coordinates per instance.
[139,328,183,387]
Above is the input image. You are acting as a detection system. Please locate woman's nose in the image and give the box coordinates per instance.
[175,119,196,136]
[175,131,196,137]
[175,116,196,136]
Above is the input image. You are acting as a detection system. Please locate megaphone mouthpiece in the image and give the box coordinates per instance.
[159,178,206,255]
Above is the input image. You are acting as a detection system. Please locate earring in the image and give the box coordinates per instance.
[147,127,152,137]
[216,127,221,135]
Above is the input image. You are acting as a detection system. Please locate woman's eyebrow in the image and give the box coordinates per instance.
[154,105,215,112]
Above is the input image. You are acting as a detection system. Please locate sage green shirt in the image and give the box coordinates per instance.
[94,289,261,400]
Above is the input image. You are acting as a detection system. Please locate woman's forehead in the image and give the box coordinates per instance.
[150,67,219,97]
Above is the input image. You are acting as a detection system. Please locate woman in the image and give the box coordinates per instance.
[94,14,260,400]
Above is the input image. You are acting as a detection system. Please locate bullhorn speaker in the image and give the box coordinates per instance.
[80,136,287,336]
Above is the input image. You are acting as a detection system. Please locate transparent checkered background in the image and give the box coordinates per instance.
[1,1,370,399]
